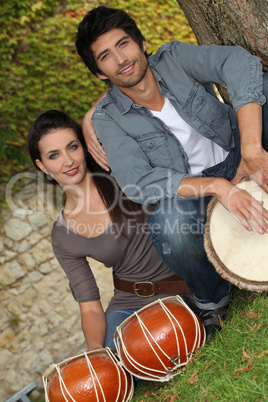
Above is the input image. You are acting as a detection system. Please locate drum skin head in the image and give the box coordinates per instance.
[45,349,133,402]
[205,179,268,291]
[114,296,205,381]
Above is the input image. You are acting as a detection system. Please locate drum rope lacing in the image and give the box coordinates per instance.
[115,295,204,382]
[42,348,134,402]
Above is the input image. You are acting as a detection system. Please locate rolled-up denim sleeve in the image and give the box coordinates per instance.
[169,41,266,112]
[93,114,186,204]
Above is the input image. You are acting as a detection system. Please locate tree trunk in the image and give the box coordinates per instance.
[177,0,268,71]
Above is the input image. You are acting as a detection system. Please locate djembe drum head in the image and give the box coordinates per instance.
[42,348,133,402]
[114,296,205,381]
[204,179,268,292]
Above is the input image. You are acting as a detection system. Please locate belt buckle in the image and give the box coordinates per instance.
[134,281,156,297]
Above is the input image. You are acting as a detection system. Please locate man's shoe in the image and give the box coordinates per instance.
[198,305,228,340]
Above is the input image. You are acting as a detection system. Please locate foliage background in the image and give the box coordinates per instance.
[0,0,195,183]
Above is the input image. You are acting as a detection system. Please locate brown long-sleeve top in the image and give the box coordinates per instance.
[51,210,176,314]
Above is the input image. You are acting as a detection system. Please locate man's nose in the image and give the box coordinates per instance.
[115,50,128,65]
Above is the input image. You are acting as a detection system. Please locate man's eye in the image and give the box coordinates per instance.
[120,41,128,47]
[101,53,109,61]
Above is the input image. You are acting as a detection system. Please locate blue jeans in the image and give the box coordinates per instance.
[104,308,139,349]
[149,73,268,310]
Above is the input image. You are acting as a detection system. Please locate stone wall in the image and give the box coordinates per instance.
[0,177,113,400]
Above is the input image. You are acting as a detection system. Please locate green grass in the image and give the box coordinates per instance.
[30,288,267,402]
[132,288,268,401]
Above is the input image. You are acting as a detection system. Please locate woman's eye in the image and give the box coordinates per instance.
[69,144,78,151]
[50,153,58,160]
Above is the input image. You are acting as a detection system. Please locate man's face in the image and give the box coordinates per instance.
[91,28,149,88]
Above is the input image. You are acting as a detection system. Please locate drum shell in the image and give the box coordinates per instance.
[114,296,205,381]
[43,348,133,402]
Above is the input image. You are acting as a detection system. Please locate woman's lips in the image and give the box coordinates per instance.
[64,167,79,176]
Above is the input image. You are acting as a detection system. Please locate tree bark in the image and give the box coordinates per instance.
[177,0,268,71]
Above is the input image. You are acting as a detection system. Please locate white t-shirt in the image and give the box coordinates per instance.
[151,98,228,175]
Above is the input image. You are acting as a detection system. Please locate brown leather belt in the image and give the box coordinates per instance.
[113,274,191,297]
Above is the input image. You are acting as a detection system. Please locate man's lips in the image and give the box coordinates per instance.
[119,63,135,75]
[64,167,79,176]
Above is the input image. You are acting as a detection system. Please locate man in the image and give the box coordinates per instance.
[75,6,268,338]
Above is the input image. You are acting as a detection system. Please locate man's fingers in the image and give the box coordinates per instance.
[91,149,110,171]
[85,139,110,171]
[229,190,268,234]
[89,147,110,171]
[237,203,268,234]
[231,171,245,185]
[249,204,268,234]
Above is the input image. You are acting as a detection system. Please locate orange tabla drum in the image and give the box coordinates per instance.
[114,296,205,381]
[42,347,134,402]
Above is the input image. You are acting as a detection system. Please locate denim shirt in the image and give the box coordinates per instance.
[93,41,266,204]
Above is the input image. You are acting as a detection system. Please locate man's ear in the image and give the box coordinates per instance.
[96,72,109,81]
[35,159,48,175]
[142,41,147,53]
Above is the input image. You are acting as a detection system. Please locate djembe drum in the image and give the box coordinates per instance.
[42,348,134,402]
[204,179,268,292]
[114,296,205,381]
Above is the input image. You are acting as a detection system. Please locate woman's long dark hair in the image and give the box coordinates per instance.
[27,110,143,228]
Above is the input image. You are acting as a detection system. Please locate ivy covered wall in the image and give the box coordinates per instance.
[0,0,195,182]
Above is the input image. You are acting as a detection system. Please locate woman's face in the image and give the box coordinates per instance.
[35,128,87,187]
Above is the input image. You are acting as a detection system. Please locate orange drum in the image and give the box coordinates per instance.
[114,296,205,381]
[42,348,134,402]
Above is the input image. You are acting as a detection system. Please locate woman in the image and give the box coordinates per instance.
[28,110,191,351]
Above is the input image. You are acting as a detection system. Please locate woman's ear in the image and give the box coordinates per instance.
[35,159,48,174]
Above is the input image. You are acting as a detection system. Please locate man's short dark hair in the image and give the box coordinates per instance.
[75,6,147,78]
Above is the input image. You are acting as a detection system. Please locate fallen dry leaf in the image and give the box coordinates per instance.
[233,364,253,375]
[188,369,200,385]
[244,365,250,372]
[218,314,224,327]
[246,310,262,318]
[234,367,244,373]
[257,350,268,358]
[242,347,252,361]
[165,393,178,401]
[248,293,258,302]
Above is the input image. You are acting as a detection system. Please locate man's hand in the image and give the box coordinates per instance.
[82,114,110,171]
[235,102,268,193]
[217,179,268,234]
[82,90,110,171]
[232,147,268,194]
[178,176,268,234]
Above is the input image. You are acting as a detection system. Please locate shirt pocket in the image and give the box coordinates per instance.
[136,132,171,167]
[187,82,229,130]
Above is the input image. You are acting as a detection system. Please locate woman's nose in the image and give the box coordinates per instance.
[63,153,74,166]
